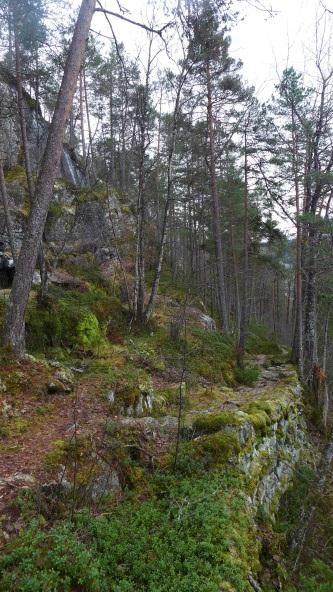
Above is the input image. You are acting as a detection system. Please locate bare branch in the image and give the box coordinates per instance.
[94,7,173,38]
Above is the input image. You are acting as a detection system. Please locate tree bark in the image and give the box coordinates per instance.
[237,126,249,363]
[304,227,319,383]
[133,40,153,322]
[79,68,89,184]
[13,23,34,202]
[0,161,17,263]
[321,310,330,430]
[230,223,241,336]
[145,70,186,322]
[206,61,228,333]
[83,66,96,182]
[5,0,97,356]
[290,108,304,379]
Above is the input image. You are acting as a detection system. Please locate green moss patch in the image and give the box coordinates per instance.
[25,285,112,353]
[193,411,245,434]
[187,329,235,384]
[189,432,241,468]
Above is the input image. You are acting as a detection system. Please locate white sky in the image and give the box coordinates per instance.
[89,0,333,100]
[232,0,333,98]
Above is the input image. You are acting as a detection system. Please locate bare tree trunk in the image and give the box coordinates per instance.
[0,161,17,263]
[304,229,318,382]
[120,103,127,192]
[133,138,146,321]
[133,39,154,322]
[145,69,187,322]
[69,108,76,150]
[206,61,228,332]
[321,309,330,430]
[13,24,34,201]
[12,20,48,297]
[109,71,115,184]
[155,88,163,238]
[5,0,97,356]
[83,66,96,181]
[291,109,304,379]
[230,223,241,336]
[79,68,88,182]
[237,126,249,363]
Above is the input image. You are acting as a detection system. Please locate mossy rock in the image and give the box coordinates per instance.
[242,399,289,434]
[192,410,246,434]
[242,405,271,435]
[190,431,241,468]
[44,439,67,469]
[25,285,108,353]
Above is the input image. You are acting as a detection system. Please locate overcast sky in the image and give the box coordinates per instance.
[89,0,333,99]
[232,0,333,97]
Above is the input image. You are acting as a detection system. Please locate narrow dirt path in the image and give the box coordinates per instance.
[0,376,108,510]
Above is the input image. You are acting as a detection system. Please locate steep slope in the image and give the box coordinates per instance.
[0,272,312,590]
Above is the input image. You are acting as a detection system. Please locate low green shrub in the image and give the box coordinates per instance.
[0,474,258,592]
[188,329,235,384]
[234,365,259,386]
[77,312,102,351]
[246,321,281,355]
[298,560,333,592]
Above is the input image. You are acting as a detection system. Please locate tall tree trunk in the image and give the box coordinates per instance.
[291,109,304,379]
[5,0,97,356]
[83,66,96,181]
[304,227,318,384]
[237,126,249,363]
[13,23,34,201]
[145,71,186,322]
[69,108,76,150]
[108,70,115,184]
[321,310,330,430]
[79,68,88,181]
[206,61,228,332]
[0,161,17,263]
[133,42,154,322]
[120,104,127,192]
[134,138,146,321]
[230,223,241,336]
[13,19,48,297]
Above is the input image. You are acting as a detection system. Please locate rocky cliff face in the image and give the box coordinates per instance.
[0,64,104,255]
[0,63,84,185]
[191,366,307,517]
[102,362,308,520]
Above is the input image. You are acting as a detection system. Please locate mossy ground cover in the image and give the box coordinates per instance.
[0,267,299,590]
[0,472,259,592]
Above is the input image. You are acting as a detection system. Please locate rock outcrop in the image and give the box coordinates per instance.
[187,364,307,517]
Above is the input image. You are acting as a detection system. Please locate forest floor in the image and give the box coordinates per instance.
[0,347,294,540]
[0,273,315,591]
